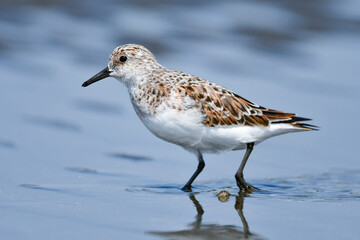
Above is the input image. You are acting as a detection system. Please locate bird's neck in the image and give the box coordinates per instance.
[127,68,173,117]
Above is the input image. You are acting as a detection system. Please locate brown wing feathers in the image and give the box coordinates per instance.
[180,81,317,130]
[235,94,317,130]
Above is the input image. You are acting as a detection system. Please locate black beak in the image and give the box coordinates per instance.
[82,67,111,87]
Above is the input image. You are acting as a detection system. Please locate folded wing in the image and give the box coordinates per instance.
[178,80,317,130]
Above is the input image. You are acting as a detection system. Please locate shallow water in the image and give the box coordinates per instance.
[1,0,360,239]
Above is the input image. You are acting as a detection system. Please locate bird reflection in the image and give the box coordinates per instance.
[149,192,263,240]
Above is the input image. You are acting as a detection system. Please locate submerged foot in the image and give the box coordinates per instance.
[237,178,257,192]
[181,185,193,192]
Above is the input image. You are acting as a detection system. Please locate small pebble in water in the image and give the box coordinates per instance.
[217,190,230,202]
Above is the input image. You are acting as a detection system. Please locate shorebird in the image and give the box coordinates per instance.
[82,44,317,192]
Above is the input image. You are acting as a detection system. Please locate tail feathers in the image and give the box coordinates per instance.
[272,116,319,131]
[293,122,319,131]
[260,108,318,131]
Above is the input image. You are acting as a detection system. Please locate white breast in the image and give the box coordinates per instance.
[136,103,206,149]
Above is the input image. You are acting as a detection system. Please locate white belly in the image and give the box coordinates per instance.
[135,110,300,154]
[132,99,303,153]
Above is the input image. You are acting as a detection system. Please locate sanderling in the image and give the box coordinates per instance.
[82,44,318,192]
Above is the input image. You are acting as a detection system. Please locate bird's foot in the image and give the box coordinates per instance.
[237,178,257,193]
[181,185,193,192]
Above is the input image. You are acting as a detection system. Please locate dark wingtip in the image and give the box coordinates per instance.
[292,116,319,131]
[291,116,312,122]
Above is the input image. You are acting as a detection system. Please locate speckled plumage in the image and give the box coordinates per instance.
[83,44,317,191]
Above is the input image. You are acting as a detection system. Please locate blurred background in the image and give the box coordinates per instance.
[1,0,360,239]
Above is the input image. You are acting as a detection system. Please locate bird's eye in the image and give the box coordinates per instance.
[119,56,127,63]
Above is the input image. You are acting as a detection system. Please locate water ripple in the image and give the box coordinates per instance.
[129,170,360,201]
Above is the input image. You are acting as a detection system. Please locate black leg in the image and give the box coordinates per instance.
[182,152,205,192]
[235,142,255,192]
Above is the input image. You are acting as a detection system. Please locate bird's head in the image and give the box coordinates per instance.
[82,44,161,87]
